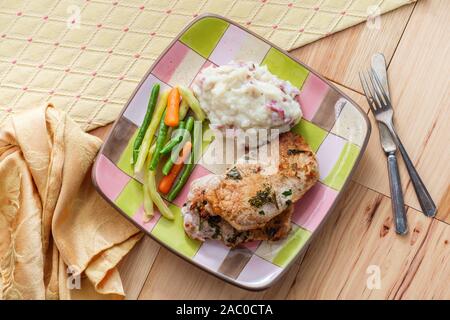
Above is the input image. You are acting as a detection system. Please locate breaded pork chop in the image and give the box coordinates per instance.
[182,132,319,246]
[183,204,293,247]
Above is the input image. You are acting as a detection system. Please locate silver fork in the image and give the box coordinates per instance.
[360,69,437,217]
[360,71,408,234]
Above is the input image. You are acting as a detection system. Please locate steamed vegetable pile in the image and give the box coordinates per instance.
[132,84,206,222]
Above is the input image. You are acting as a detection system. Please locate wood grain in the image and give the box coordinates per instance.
[286,182,449,299]
[353,0,450,223]
[118,237,161,300]
[289,3,415,93]
[394,218,450,299]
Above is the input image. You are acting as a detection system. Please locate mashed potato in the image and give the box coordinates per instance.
[192,61,303,135]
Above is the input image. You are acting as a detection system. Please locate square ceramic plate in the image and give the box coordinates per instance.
[92,14,371,291]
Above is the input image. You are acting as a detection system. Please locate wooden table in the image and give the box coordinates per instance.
[93,0,450,299]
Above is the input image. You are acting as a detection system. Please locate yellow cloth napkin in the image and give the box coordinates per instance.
[0,105,141,299]
[0,0,416,131]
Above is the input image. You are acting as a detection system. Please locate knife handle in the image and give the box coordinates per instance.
[396,138,437,217]
[387,152,408,235]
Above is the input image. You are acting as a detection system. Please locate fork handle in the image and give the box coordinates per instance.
[387,152,408,235]
[385,123,437,217]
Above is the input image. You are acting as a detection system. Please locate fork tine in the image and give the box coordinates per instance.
[359,72,371,99]
[367,70,384,107]
[371,69,391,104]
[359,71,378,113]
[363,70,382,107]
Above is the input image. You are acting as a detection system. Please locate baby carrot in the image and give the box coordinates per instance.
[158,141,192,194]
[164,87,180,127]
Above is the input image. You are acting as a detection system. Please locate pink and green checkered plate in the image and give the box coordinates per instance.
[92,14,371,290]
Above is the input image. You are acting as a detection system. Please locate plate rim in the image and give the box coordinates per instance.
[91,13,372,291]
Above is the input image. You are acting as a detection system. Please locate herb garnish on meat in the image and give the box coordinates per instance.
[249,184,277,208]
[282,189,292,197]
[287,149,305,155]
[207,216,222,239]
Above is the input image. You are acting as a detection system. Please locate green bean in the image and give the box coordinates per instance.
[179,98,189,120]
[148,111,169,171]
[184,116,195,133]
[134,90,169,173]
[159,120,186,155]
[167,119,200,201]
[177,86,205,121]
[161,116,194,175]
[160,116,194,155]
[148,142,156,157]
[147,170,174,220]
[167,151,194,202]
[142,165,154,221]
[132,84,160,164]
